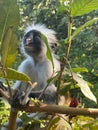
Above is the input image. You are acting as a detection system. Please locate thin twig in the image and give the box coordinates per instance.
[38,72,56,100]
[46,114,55,130]
[0,62,12,98]
[56,114,68,122]
[0,88,10,101]
[56,60,66,104]
[65,58,76,87]
[38,84,49,100]
[28,81,37,89]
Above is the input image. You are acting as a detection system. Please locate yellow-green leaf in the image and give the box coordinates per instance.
[71,18,98,39]
[71,0,98,17]
[0,0,20,67]
[72,67,88,73]
[1,27,18,67]
[65,68,97,103]
[0,0,19,42]
[0,67,31,81]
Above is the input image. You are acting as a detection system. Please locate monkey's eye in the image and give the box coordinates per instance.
[51,43,57,50]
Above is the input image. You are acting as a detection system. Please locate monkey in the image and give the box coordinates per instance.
[1,24,61,130]
[12,23,60,105]
[13,24,60,103]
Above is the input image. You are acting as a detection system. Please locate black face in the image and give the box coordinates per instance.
[23,30,42,55]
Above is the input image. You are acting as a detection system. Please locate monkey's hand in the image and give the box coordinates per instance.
[11,90,30,108]
[11,88,29,108]
[11,82,37,107]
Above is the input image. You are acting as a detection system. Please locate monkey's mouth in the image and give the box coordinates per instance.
[24,45,34,51]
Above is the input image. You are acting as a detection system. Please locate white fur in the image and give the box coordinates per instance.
[24,23,57,44]
[21,23,57,58]
[13,24,60,105]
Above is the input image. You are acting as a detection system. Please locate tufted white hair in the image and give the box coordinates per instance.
[24,23,57,44]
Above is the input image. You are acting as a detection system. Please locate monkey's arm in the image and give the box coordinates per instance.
[29,84,57,104]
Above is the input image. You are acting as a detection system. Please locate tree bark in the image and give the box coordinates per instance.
[16,101,98,118]
[8,108,18,130]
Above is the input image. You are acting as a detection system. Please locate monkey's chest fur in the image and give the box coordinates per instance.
[18,57,53,91]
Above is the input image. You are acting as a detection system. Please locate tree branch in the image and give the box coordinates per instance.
[8,108,18,130]
[14,101,98,118]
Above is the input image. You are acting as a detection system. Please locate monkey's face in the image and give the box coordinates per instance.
[23,30,45,56]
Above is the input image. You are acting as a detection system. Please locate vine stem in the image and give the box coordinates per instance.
[66,16,73,59]
[56,0,73,104]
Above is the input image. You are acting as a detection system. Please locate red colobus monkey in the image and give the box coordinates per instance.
[1,24,60,130]
[13,23,60,105]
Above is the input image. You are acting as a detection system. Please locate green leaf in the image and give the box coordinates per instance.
[41,34,54,69]
[65,69,97,103]
[48,116,72,130]
[0,67,31,81]
[1,27,18,67]
[72,67,88,73]
[0,0,20,67]
[47,117,60,130]
[71,0,98,17]
[47,77,55,84]
[0,0,19,42]
[59,83,71,95]
[57,1,69,14]
[72,18,98,39]
[62,4,98,44]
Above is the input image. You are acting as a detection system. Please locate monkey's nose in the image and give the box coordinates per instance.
[26,38,32,45]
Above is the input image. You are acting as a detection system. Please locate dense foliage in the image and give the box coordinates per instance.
[0,0,98,129]
[18,0,98,73]
[18,0,98,106]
